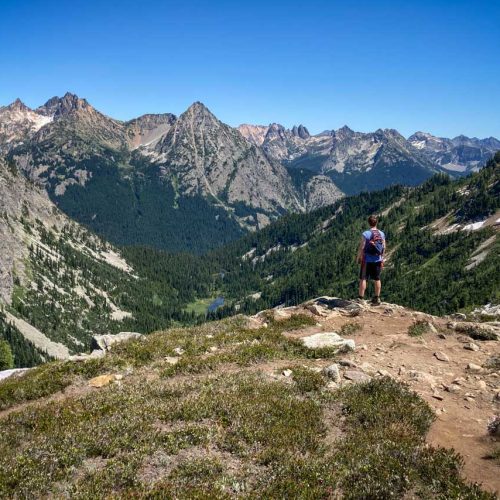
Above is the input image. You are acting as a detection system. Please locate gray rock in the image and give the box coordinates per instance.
[338,359,359,368]
[343,370,371,383]
[463,342,480,352]
[445,384,461,394]
[323,363,341,382]
[434,351,449,362]
[91,332,143,351]
[301,332,355,352]
[466,363,483,372]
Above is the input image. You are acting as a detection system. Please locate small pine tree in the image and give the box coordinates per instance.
[0,340,14,370]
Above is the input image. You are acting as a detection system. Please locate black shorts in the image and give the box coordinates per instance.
[360,262,382,281]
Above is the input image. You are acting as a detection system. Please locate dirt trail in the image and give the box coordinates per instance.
[286,301,500,494]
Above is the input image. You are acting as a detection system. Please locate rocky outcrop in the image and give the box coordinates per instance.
[91,332,143,351]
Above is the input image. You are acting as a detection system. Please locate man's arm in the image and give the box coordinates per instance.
[356,236,365,264]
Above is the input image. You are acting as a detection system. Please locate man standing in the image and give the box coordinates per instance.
[357,215,386,305]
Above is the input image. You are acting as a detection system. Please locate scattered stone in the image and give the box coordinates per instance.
[343,370,371,383]
[452,377,466,385]
[434,351,449,362]
[466,363,483,373]
[209,346,218,352]
[377,369,392,378]
[463,342,480,352]
[398,366,406,376]
[432,390,444,401]
[164,356,179,365]
[114,374,123,381]
[301,332,355,352]
[452,313,467,320]
[456,335,471,343]
[282,369,293,377]
[323,363,341,382]
[91,332,142,352]
[89,374,116,388]
[206,334,214,339]
[173,347,184,355]
[445,384,461,394]
[477,380,487,390]
[408,370,436,385]
[438,333,447,340]
[339,359,359,368]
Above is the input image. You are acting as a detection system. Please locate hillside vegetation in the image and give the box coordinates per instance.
[209,152,500,316]
[0,309,496,498]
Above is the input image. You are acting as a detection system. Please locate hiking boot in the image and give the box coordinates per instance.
[371,296,381,306]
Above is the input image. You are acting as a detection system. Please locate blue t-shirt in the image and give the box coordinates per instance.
[363,229,385,263]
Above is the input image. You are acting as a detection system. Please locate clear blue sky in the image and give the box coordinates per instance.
[1,0,499,138]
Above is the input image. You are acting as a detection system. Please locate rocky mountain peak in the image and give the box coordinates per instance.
[291,124,310,139]
[265,123,287,139]
[184,101,216,119]
[37,92,93,117]
[7,98,31,112]
[333,125,355,139]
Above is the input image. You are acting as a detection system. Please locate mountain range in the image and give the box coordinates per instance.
[1,93,498,253]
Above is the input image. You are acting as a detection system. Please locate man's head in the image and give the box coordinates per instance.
[368,215,378,228]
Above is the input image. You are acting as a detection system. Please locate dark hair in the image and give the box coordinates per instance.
[368,215,378,227]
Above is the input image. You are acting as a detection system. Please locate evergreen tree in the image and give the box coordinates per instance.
[0,340,14,370]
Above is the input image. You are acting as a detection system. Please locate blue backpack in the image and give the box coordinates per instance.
[364,229,384,256]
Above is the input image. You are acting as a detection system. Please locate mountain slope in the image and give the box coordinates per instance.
[240,123,442,195]
[206,152,500,316]
[0,156,222,362]
[151,102,302,219]
[4,95,344,252]
[408,131,500,173]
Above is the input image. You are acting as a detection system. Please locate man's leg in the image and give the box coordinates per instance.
[359,279,367,298]
[371,262,382,305]
[358,263,367,298]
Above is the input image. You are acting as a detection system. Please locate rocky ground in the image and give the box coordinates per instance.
[0,298,498,497]
[273,297,500,493]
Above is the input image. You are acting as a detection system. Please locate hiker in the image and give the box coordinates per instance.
[356,215,386,305]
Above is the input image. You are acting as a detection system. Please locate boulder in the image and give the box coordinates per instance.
[91,332,143,352]
[69,349,106,362]
[450,322,500,341]
[301,332,355,352]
